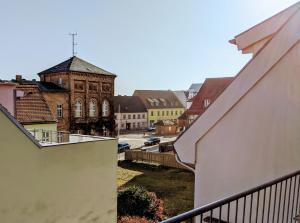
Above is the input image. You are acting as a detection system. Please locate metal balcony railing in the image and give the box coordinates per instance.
[161,170,300,223]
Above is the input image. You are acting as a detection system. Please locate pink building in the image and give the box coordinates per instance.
[0,82,16,115]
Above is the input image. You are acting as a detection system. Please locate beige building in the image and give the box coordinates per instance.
[175,2,300,221]
[0,104,117,223]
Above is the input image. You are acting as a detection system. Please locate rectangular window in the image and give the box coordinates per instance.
[57,132,63,143]
[171,111,174,116]
[128,115,131,119]
[133,114,136,119]
[151,111,154,116]
[42,131,50,142]
[175,111,178,115]
[89,82,98,91]
[74,81,85,91]
[157,111,160,116]
[123,114,126,119]
[162,111,165,116]
[166,111,169,116]
[204,99,211,108]
[142,114,145,119]
[138,114,141,119]
[57,105,63,118]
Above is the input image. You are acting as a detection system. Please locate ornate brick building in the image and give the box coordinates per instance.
[38,56,116,135]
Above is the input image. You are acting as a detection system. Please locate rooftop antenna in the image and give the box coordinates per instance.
[69,33,78,56]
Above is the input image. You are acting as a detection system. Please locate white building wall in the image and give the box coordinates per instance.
[194,42,300,212]
[115,112,148,130]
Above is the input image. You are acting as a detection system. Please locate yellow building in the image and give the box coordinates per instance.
[133,90,185,127]
[0,104,117,223]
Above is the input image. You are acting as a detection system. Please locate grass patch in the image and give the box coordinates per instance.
[117,161,194,217]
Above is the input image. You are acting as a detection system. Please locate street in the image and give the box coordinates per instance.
[117,133,177,161]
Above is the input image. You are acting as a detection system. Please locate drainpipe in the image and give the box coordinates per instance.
[174,152,195,173]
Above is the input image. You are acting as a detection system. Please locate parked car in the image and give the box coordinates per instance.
[146,127,156,132]
[144,137,161,146]
[118,142,131,153]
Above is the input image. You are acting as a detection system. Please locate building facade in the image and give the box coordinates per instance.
[133,90,185,127]
[0,82,16,115]
[178,77,234,128]
[175,3,300,220]
[38,56,116,135]
[114,96,148,131]
[0,104,117,223]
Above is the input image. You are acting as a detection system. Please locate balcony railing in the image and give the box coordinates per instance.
[28,129,111,146]
[161,170,300,223]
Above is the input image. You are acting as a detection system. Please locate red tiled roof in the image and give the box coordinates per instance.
[16,84,56,124]
[187,77,234,116]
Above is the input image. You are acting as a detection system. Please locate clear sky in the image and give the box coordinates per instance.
[0,0,298,95]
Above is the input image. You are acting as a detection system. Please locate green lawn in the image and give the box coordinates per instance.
[117,161,194,217]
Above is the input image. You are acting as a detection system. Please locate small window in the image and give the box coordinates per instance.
[58,78,63,85]
[42,131,50,142]
[57,132,63,143]
[204,99,211,108]
[150,111,154,116]
[162,111,165,116]
[56,104,63,118]
[89,100,97,117]
[133,114,136,119]
[74,99,83,118]
[102,100,110,117]
[128,114,131,119]
[142,114,145,119]
[123,114,126,119]
[175,111,178,115]
[157,111,160,116]
[137,114,141,119]
[171,111,174,116]
[166,111,169,116]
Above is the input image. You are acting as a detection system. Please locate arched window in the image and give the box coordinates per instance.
[89,99,97,117]
[102,99,110,117]
[74,99,83,118]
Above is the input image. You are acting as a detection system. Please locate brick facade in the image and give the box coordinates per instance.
[38,57,116,136]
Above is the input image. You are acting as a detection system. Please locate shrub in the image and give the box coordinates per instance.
[118,216,155,223]
[118,186,164,221]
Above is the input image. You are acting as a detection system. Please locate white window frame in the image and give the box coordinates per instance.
[204,98,211,108]
[89,100,97,117]
[42,131,50,142]
[57,104,63,118]
[102,99,110,117]
[75,99,83,118]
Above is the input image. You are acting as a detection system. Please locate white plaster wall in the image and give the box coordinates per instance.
[195,42,300,211]
[115,112,148,129]
[0,110,117,223]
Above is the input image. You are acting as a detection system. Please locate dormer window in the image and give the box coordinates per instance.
[204,99,211,108]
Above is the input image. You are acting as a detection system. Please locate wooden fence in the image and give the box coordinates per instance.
[124,150,188,170]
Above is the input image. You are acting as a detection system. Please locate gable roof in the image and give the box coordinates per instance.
[16,84,56,124]
[187,77,234,116]
[37,82,69,93]
[38,56,116,76]
[133,90,185,109]
[188,83,202,92]
[175,4,300,164]
[113,96,147,113]
[173,90,188,107]
[0,103,41,148]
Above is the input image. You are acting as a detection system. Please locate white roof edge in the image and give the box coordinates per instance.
[233,2,300,51]
[175,8,300,164]
[0,103,42,148]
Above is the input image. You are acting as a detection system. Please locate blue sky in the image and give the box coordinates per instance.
[0,0,298,95]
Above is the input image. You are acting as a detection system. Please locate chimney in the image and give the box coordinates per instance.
[16,75,22,83]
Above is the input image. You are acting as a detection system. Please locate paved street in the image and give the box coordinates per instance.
[117,133,177,161]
